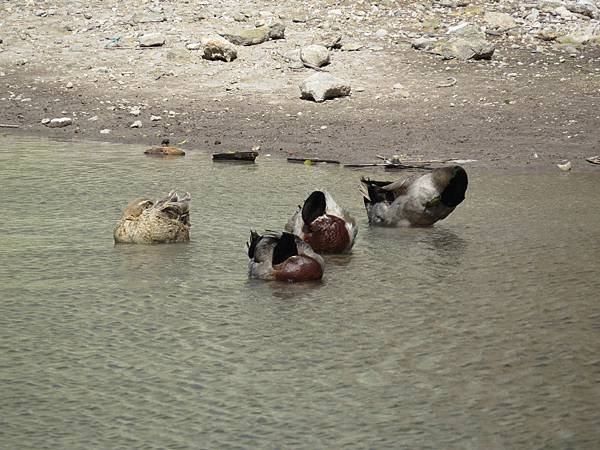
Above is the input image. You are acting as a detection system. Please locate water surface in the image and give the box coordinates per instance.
[1,135,599,449]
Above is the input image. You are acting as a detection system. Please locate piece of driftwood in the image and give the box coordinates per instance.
[384,163,433,171]
[0,123,20,128]
[287,157,340,164]
[586,155,600,165]
[343,162,432,170]
[213,151,258,162]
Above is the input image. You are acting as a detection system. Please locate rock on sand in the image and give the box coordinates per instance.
[201,36,238,62]
[299,73,351,103]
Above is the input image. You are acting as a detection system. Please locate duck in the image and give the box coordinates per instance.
[284,190,358,254]
[359,165,468,227]
[114,191,191,244]
[247,231,325,281]
[144,139,185,156]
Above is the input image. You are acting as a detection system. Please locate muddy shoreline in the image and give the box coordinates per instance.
[1,1,600,171]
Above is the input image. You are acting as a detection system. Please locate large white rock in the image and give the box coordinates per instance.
[299,73,351,103]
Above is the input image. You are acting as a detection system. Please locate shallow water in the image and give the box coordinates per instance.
[1,135,599,449]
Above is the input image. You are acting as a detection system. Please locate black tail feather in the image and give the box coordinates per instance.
[361,177,394,204]
[247,230,261,259]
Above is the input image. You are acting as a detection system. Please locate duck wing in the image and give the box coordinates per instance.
[360,177,409,204]
[247,231,281,263]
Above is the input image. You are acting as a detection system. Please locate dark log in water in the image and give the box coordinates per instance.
[213,151,258,162]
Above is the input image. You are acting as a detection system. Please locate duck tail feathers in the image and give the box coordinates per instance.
[302,191,326,225]
[247,230,261,259]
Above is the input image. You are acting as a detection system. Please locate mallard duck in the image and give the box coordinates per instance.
[114,191,191,243]
[247,231,324,281]
[144,139,185,156]
[359,165,468,227]
[285,190,357,254]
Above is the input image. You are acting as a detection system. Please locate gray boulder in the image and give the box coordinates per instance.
[139,32,166,47]
[484,12,517,31]
[268,22,286,40]
[300,73,351,103]
[556,24,600,45]
[300,45,330,68]
[201,36,238,62]
[566,0,600,18]
[430,24,495,60]
[312,33,343,49]
[219,23,285,46]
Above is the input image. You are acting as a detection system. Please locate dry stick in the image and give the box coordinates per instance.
[0,124,20,128]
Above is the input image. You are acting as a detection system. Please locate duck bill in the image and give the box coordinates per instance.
[274,255,323,282]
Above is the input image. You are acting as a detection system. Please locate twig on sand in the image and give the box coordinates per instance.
[436,77,457,88]
[0,123,20,128]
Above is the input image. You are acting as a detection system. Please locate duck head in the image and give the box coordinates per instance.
[291,190,357,254]
[247,231,324,282]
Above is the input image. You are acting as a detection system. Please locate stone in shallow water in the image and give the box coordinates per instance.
[44,117,72,128]
[299,73,351,103]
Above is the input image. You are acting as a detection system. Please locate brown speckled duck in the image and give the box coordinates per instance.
[247,231,324,282]
[144,139,185,156]
[285,191,357,254]
[359,165,468,227]
[114,191,190,244]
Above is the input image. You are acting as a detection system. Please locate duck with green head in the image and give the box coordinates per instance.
[247,231,325,282]
[114,191,191,243]
[285,190,357,254]
[359,165,468,227]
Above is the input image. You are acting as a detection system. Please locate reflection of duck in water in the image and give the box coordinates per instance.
[359,166,468,227]
[247,231,324,281]
[114,191,190,244]
[285,191,357,254]
[144,139,185,156]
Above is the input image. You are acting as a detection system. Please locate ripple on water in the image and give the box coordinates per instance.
[1,136,600,449]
